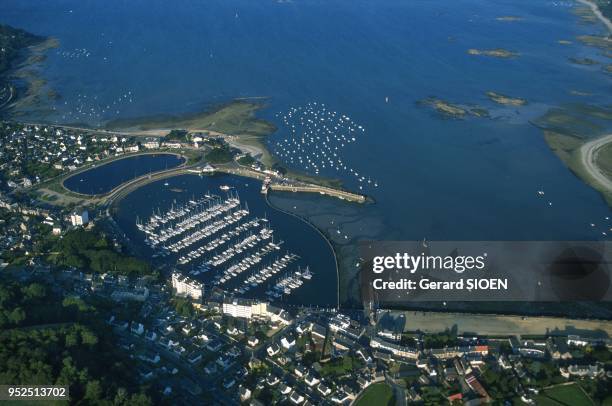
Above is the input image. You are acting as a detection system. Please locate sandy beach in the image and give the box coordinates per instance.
[389,310,612,338]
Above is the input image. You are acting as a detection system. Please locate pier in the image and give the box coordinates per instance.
[268,183,366,203]
[216,165,367,203]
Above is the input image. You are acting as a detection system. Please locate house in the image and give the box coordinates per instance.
[202,163,215,173]
[222,378,236,389]
[279,383,292,395]
[267,343,281,357]
[248,336,259,347]
[333,335,356,352]
[317,383,332,396]
[138,350,160,364]
[216,355,232,370]
[227,346,241,358]
[331,391,351,404]
[239,386,251,401]
[206,340,223,352]
[227,326,240,336]
[567,364,604,378]
[567,335,589,347]
[143,140,160,149]
[294,364,308,378]
[138,367,154,380]
[289,391,305,405]
[267,305,293,325]
[304,373,321,387]
[370,337,419,360]
[204,362,218,375]
[130,322,144,335]
[266,374,280,386]
[281,335,297,350]
[248,357,263,369]
[187,352,202,365]
[547,337,572,360]
[516,340,547,359]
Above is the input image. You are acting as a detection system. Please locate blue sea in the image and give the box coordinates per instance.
[2,0,611,305]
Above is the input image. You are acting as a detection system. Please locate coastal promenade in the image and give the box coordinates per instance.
[269,183,366,203]
[214,165,367,203]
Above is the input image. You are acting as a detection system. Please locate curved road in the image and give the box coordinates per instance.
[579,133,612,193]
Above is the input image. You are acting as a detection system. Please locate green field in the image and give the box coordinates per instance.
[105,100,276,137]
[355,383,394,406]
[534,383,593,406]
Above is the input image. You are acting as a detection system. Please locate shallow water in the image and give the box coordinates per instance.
[63,153,184,195]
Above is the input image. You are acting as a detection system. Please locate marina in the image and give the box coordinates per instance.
[117,174,337,306]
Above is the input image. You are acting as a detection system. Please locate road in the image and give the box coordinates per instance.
[579,133,612,193]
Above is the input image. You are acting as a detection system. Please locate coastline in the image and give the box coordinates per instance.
[60,151,187,196]
[34,150,193,207]
[578,133,612,202]
[576,0,612,33]
[2,37,59,117]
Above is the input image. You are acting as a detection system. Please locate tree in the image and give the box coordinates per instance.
[80,328,99,346]
[23,283,46,300]
[65,330,79,347]
[85,380,103,401]
[8,307,25,324]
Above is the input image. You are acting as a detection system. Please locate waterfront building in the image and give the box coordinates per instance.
[142,140,160,149]
[171,271,204,301]
[70,209,89,226]
[222,297,268,320]
[202,163,215,173]
[369,336,419,360]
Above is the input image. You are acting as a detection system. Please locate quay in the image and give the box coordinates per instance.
[217,165,366,203]
[268,183,366,203]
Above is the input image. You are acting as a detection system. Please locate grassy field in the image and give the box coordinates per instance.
[355,383,394,406]
[534,383,593,406]
[105,100,276,137]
